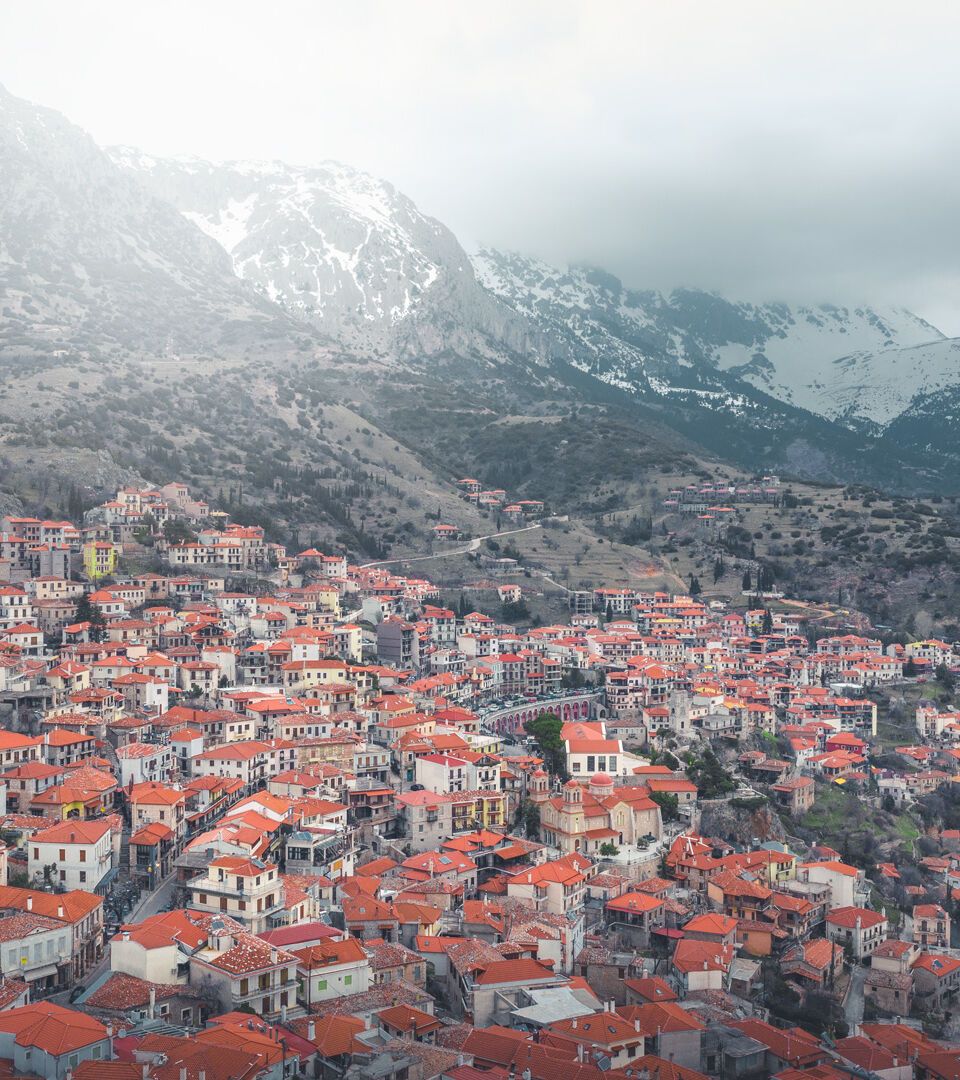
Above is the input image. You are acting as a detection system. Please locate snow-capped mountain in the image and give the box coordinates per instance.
[473,249,954,427]
[109,150,553,360]
[0,84,289,356]
[713,313,953,427]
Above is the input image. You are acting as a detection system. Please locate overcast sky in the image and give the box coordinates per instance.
[3,1,960,331]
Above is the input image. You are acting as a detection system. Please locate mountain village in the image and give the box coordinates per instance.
[0,479,947,1079]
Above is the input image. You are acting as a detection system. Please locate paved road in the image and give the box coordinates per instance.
[534,569,571,595]
[48,873,179,1004]
[844,962,866,1032]
[359,524,542,568]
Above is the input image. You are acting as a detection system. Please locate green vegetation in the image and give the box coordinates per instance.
[525,711,567,778]
[684,747,736,799]
[788,781,921,865]
[521,800,540,839]
[500,598,532,623]
[73,593,106,642]
[650,790,679,821]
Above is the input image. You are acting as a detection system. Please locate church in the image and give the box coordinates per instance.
[529,770,663,855]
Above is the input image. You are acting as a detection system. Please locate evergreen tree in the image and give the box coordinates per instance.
[688,575,701,596]
[525,712,567,778]
[761,609,774,634]
[74,593,106,642]
[742,569,752,591]
[713,557,724,584]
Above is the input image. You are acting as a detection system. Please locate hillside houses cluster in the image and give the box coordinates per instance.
[663,475,782,513]
[455,477,546,521]
[0,480,953,1076]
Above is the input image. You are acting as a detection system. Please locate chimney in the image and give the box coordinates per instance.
[571,1019,577,1030]
[148,986,156,1020]
[180,1070,187,1080]
[634,1019,640,1033]
[199,1072,206,1080]
[308,1020,316,1040]
[26,896,32,911]
[57,905,64,919]
[142,1066,149,1080]
[577,1046,584,1063]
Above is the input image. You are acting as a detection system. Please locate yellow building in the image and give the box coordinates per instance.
[82,541,117,580]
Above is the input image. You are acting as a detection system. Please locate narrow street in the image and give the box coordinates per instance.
[49,874,179,1004]
[844,963,866,1032]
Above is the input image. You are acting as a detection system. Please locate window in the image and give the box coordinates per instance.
[79,872,86,883]
[344,975,352,985]
[317,979,328,991]
[80,850,86,862]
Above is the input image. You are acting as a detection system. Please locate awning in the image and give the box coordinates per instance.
[25,965,60,981]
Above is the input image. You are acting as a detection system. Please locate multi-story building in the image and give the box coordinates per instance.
[825,907,888,961]
[129,782,187,848]
[188,921,300,1022]
[913,903,950,949]
[28,819,114,893]
[189,856,283,934]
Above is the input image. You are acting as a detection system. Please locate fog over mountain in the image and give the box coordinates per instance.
[3,3,960,332]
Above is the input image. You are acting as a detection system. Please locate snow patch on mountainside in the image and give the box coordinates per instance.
[110,150,554,359]
[109,151,447,332]
[713,305,946,424]
[474,248,954,428]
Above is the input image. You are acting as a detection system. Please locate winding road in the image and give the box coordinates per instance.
[359,523,542,569]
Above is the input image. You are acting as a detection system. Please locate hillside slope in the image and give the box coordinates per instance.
[0,86,297,358]
[473,249,950,427]
[108,150,558,362]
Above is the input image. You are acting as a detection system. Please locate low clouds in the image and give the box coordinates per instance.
[3,1,959,329]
